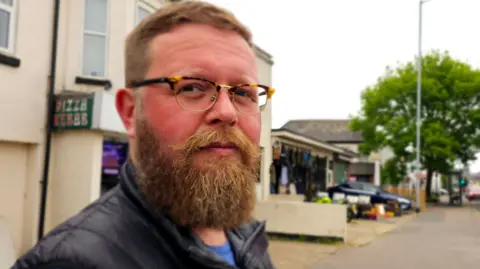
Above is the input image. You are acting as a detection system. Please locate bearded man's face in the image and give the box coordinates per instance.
[115,24,262,229]
[134,114,260,229]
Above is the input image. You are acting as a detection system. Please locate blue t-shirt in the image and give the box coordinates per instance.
[208,241,236,266]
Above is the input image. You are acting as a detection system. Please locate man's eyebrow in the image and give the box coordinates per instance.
[175,68,257,84]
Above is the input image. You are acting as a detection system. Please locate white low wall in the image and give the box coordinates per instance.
[255,183,262,201]
[254,201,347,240]
[268,194,304,202]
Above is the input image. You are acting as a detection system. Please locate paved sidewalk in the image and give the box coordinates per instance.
[268,213,415,269]
[269,240,340,269]
[346,213,416,247]
[311,206,480,269]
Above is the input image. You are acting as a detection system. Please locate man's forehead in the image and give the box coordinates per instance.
[146,25,258,82]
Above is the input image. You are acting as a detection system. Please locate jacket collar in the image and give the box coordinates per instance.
[119,160,193,254]
[118,160,269,266]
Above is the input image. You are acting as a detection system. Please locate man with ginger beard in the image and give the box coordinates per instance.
[136,119,260,230]
[11,1,276,269]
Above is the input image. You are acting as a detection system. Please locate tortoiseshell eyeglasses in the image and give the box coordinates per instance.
[131,76,275,115]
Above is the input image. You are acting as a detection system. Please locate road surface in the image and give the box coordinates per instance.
[312,205,480,269]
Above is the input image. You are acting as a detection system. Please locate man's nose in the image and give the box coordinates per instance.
[204,89,238,126]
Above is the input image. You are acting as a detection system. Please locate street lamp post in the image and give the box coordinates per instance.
[416,0,431,211]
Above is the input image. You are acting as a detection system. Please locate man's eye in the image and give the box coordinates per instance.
[235,89,257,102]
[178,85,206,93]
[235,89,248,96]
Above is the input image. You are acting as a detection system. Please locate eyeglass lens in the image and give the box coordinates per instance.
[174,78,268,114]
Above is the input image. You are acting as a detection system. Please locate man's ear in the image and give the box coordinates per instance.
[115,88,137,139]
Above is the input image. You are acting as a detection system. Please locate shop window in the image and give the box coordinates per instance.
[82,0,109,77]
[0,0,16,53]
[101,139,129,195]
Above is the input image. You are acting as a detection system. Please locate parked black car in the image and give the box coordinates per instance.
[327,182,413,212]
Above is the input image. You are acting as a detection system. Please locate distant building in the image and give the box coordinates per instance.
[281,119,394,185]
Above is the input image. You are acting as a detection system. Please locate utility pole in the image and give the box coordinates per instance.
[415,0,432,211]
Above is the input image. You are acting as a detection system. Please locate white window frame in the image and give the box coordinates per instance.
[0,0,17,53]
[81,0,110,78]
[135,1,156,26]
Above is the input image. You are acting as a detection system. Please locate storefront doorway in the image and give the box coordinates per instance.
[101,138,129,195]
[333,161,348,185]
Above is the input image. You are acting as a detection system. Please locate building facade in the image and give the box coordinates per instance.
[270,128,357,195]
[0,0,274,259]
[281,119,393,185]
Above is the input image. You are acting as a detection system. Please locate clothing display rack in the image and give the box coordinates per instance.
[271,144,328,199]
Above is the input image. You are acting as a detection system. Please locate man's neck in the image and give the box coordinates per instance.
[192,228,227,246]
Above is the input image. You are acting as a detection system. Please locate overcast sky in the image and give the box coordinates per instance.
[206,0,480,172]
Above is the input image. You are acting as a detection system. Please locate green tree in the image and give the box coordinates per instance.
[350,50,480,198]
[381,157,408,186]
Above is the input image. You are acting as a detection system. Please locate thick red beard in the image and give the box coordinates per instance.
[134,117,260,229]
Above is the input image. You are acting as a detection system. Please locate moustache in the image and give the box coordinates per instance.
[171,128,258,159]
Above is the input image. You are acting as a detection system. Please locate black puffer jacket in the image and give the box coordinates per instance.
[11,161,276,269]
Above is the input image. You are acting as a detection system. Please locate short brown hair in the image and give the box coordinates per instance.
[124,0,253,88]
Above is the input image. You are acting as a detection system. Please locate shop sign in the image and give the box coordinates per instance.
[53,94,94,130]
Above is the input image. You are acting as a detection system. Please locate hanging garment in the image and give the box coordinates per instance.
[296,176,305,194]
[270,162,277,194]
[269,163,277,185]
[273,145,281,160]
[304,152,310,167]
[280,166,289,185]
[295,150,301,166]
[289,149,295,166]
[274,160,281,194]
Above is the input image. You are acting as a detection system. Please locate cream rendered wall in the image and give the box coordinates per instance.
[54,0,166,94]
[0,0,52,143]
[45,131,104,233]
[255,47,274,201]
[0,141,44,256]
[20,144,44,253]
[0,143,28,257]
[0,0,53,257]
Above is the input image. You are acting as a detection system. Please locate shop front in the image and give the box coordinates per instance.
[101,138,129,194]
[270,129,357,200]
[46,92,128,232]
[333,159,348,184]
[255,129,356,240]
[272,142,327,194]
